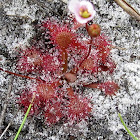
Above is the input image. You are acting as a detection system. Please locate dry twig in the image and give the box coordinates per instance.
[110,45,126,50]
[0,106,20,139]
[114,0,140,21]
[0,122,12,139]
[0,76,13,133]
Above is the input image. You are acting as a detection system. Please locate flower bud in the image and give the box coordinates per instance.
[87,24,101,37]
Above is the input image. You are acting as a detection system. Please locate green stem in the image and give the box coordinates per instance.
[118,113,139,140]
[14,95,35,140]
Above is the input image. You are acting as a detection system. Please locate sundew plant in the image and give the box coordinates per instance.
[0,0,124,138]
[1,0,119,124]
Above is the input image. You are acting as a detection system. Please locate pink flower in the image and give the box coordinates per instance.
[68,0,96,24]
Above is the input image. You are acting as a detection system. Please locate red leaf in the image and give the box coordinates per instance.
[99,81,119,96]
[44,100,64,125]
[84,81,119,96]
[17,47,43,73]
[42,53,61,73]
[67,94,92,122]
[18,90,45,115]
[36,82,58,100]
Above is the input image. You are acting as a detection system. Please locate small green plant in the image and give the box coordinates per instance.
[14,94,35,140]
[118,113,139,140]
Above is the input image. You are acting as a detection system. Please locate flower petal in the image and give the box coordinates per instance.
[68,0,80,13]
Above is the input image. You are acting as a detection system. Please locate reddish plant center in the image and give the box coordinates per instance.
[55,31,72,48]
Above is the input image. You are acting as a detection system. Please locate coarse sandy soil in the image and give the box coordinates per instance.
[0,0,140,140]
